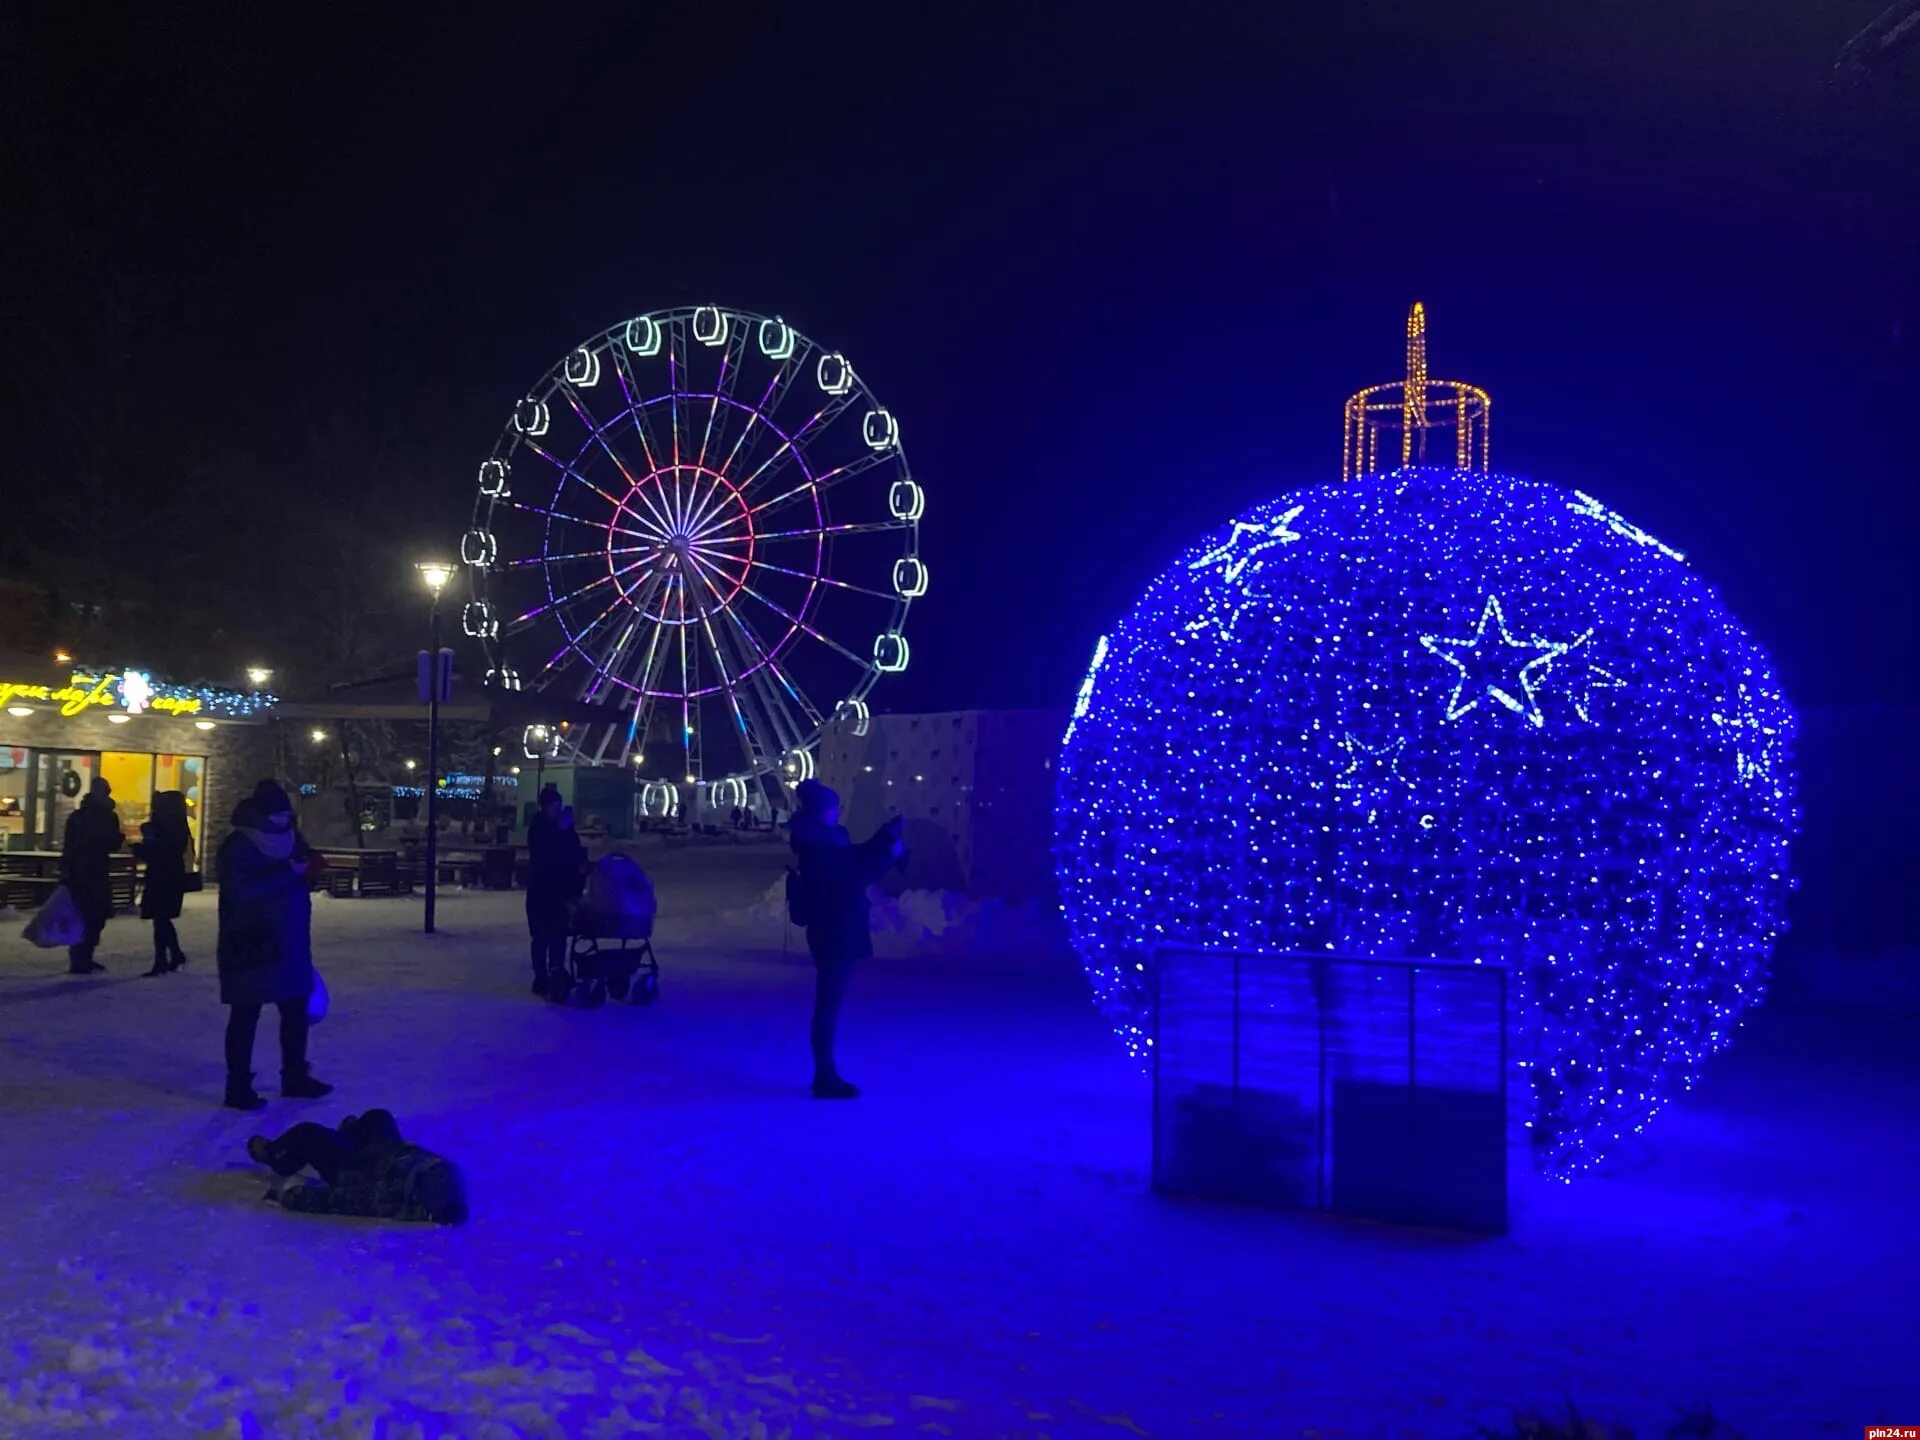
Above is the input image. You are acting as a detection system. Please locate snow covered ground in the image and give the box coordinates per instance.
[1,835,1914,1438]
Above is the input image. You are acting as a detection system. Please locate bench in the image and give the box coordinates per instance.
[311,849,409,899]
[2,875,58,911]
[356,851,408,897]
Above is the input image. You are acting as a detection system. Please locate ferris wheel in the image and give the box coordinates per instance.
[463,306,925,798]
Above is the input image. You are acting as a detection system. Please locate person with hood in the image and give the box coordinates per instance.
[245,1109,468,1225]
[788,780,904,1099]
[217,779,331,1110]
[60,776,124,975]
[525,784,585,997]
[133,789,194,976]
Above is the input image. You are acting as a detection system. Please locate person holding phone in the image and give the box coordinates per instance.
[216,780,330,1110]
[788,780,905,1099]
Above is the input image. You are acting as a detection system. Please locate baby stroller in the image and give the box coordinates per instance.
[561,853,660,1008]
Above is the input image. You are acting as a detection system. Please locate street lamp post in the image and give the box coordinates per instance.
[417,561,455,935]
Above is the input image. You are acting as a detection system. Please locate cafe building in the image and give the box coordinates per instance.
[0,653,277,861]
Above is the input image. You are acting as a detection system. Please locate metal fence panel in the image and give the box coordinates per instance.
[1152,948,1508,1234]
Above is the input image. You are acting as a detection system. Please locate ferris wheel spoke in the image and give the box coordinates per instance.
[562,383,670,526]
[509,487,657,548]
[680,561,770,773]
[574,565,666,691]
[746,449,895,522]
[755,518,915,542]
[745,555,899,602]
[685,539,754,579]
[681,467,738,544]
[522,557,648,626]
[695,321,750,473]
[580,597,652,706]
[623,475,681,544]
[667,320,688,475]
[555,381,638,487]
[710,354,801,485]
[681,547,753,606]
[507,544,650,569]
[687,491,756,545]
[707,585,806,707]
[519,436,634,517]
[684,563,808,766]
[734,393,857,502]
[555,589,630,668]
[608,345,667,478]
[738,624,830,751]
[725,573,871,670]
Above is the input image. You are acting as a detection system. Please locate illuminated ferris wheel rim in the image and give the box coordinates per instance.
[464,304,924,785]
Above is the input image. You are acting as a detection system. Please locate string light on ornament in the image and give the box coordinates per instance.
[1188,505,1305,583]
[1054,308,1797,1181]
[1418,595,1569,727]
[1568,490,1685,562]
[1062,635,1110,747]
[1548,630,1625,725]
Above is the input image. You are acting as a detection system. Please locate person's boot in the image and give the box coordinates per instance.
[167,948,188,972]
[144,951,169,978]
[281,1071,334,1100]
[531,970,550,998]
[225,1073,267,1111]
[811,1074,860,1100]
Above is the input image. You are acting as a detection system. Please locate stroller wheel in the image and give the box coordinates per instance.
[632,971,660,1006]
[606,970,632,1002]
[581,978,608,1009]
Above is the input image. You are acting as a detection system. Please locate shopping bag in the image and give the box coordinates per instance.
[22,885,86,949]
[308,967,330,1025]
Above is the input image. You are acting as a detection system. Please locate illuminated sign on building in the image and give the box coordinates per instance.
[0,670,275,721]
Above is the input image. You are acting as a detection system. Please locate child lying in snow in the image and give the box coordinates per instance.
[247,1110,468,1225]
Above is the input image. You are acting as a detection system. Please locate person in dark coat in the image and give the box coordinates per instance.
[133,789,194,977]
[525,785,585,997]
[60,777,124,974]
[789,780,904,1099]
[246,1109,468,1224]
[217,779,330,1110]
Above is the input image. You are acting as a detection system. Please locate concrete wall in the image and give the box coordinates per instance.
[814,709,1065,900]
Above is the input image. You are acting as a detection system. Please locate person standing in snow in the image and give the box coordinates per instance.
[60,776,123,974]
[525,785,585,997]
[246,1108,468,1224]
[788,780,904,1099]
[133,789,194,976]
[217,780,331,1110]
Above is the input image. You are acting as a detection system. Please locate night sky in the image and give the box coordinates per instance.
[4,3,1916,711]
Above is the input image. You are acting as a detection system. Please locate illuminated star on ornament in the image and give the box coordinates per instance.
[1713,684,1782,782]
[1418,595,1570,727]
[1545,629,1625,724]
[1180,507,1305,639]
[1335,732,1414,791]
[1188,506,1305,584]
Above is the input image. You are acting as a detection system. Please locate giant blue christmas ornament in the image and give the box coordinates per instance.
[1054,464,1797,1179]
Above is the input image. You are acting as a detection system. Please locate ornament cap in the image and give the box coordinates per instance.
[1343,301,1491,480]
